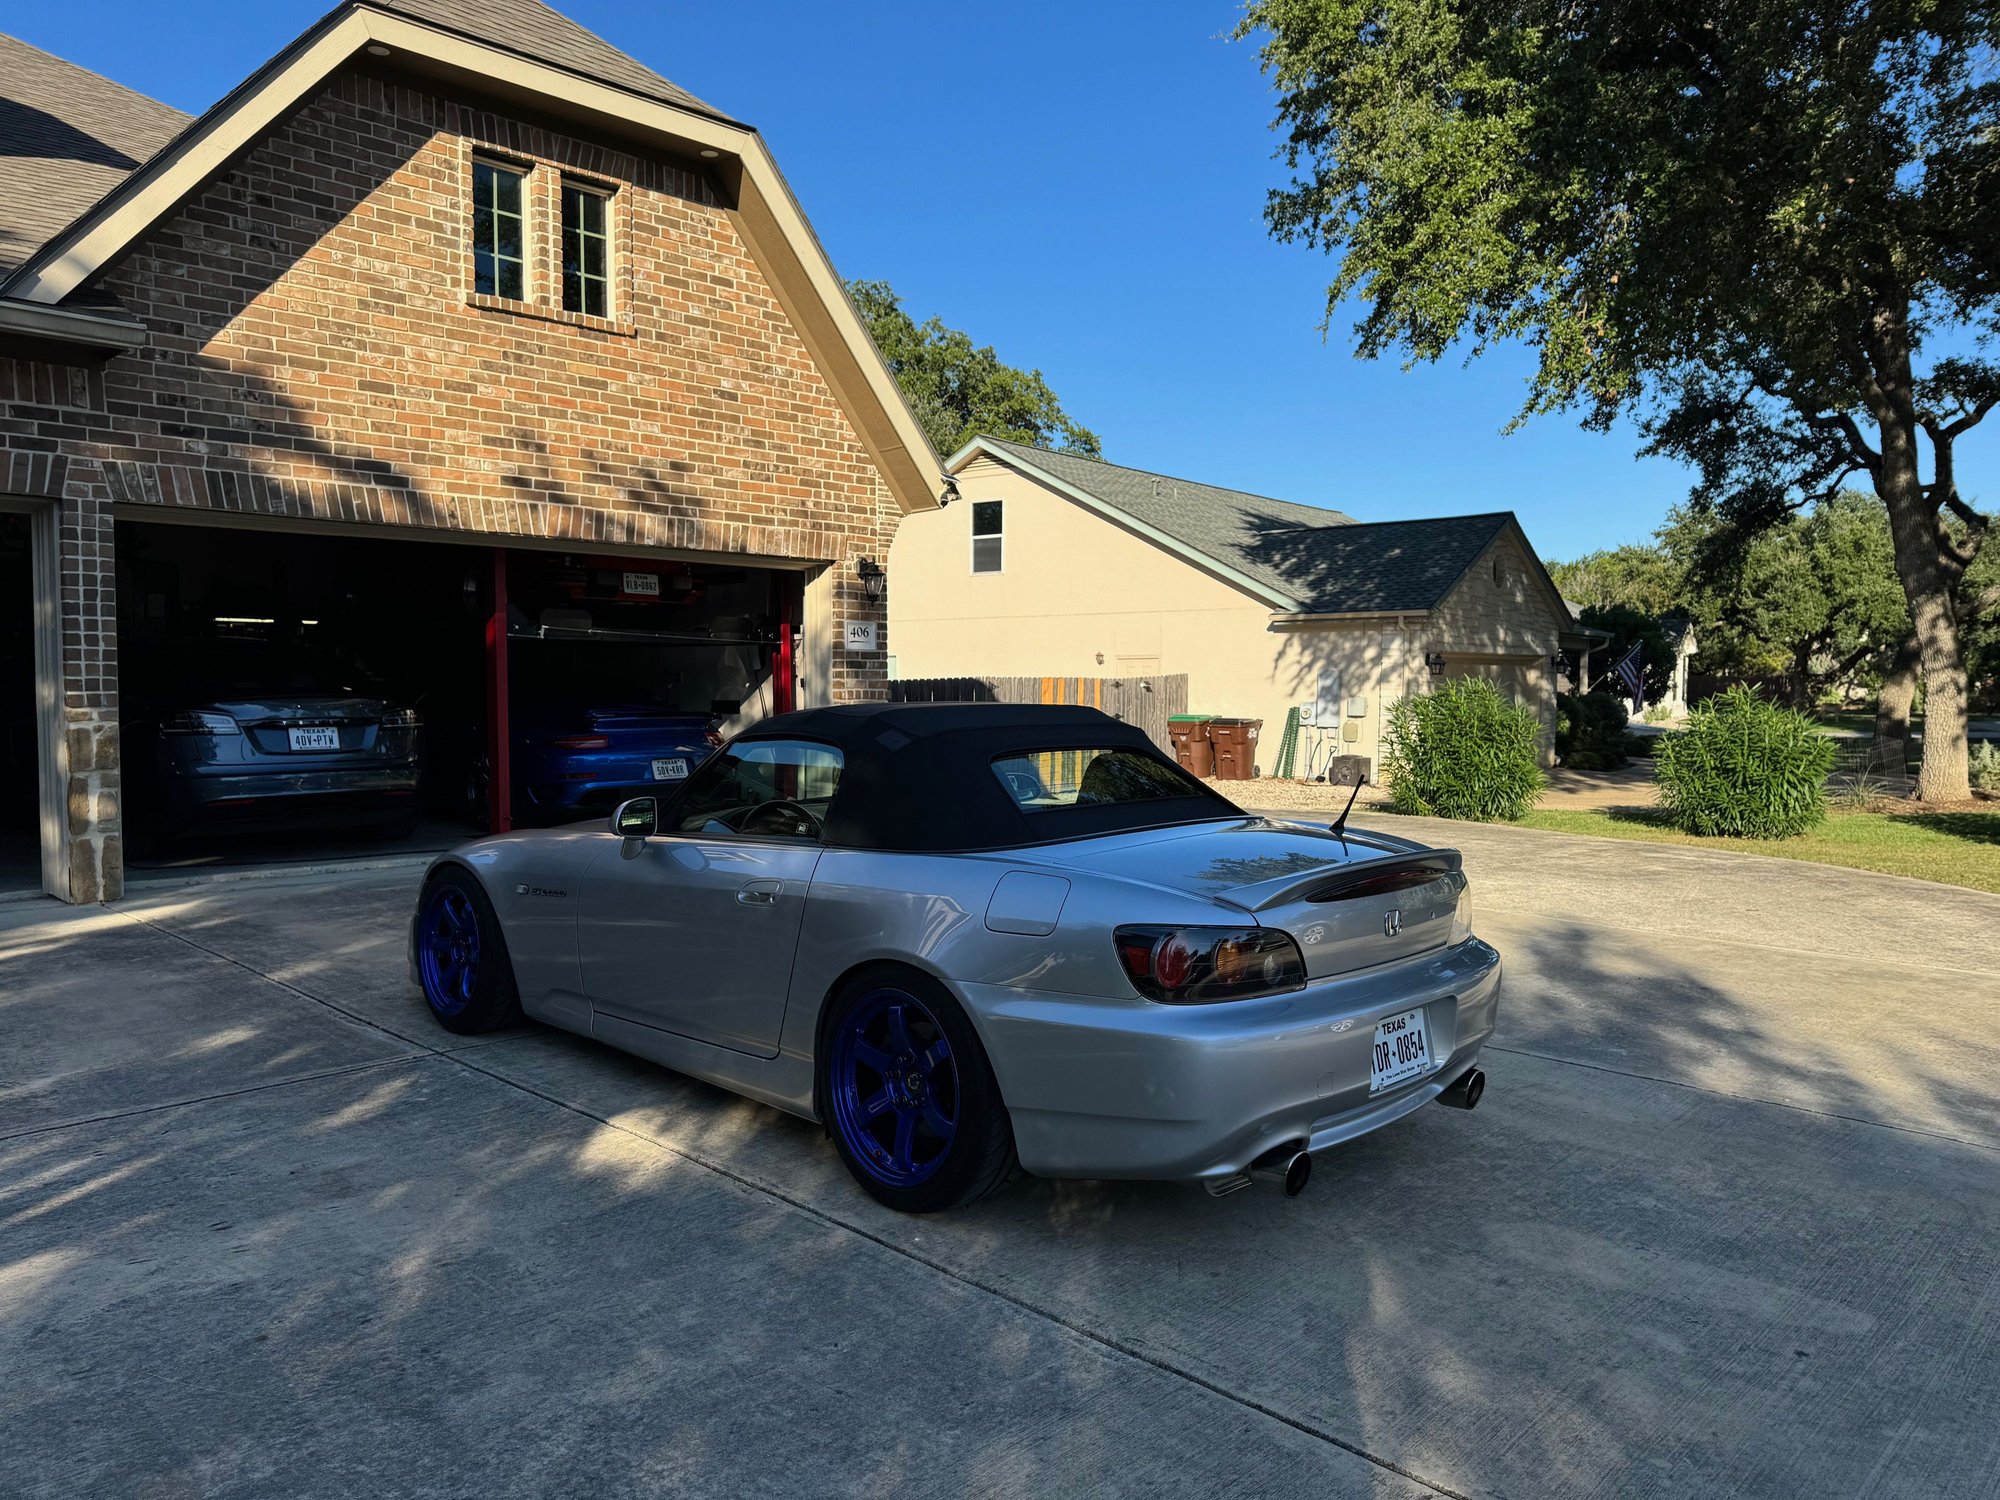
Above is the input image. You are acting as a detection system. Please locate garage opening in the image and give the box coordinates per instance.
[114,517,802,875]
[0,513,36,895]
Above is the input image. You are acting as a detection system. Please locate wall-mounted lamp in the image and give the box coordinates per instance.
[857,557,887,603]
[1550,652,1569,678]
[1424,650,1447,677]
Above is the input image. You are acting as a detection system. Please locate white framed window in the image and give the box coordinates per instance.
[971,500,1003,574]
[561,179,612,317]
[471,158,528,300]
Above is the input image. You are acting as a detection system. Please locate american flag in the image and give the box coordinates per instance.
[1612,642,1646,711]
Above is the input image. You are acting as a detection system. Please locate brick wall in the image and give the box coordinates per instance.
[0,68,901,900]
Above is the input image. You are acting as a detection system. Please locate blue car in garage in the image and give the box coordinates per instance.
[513,694,721,821]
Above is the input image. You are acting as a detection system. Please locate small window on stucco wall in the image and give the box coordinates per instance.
[972,501,1003,573]
[471,158,527,300]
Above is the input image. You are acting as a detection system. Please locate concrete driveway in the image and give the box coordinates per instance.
[4,821,1998,1499]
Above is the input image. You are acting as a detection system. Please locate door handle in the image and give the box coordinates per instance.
[737,880,783,907]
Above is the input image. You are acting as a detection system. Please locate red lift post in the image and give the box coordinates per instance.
[485,547,512,833]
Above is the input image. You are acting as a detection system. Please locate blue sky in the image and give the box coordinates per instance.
[14,0,1993,559]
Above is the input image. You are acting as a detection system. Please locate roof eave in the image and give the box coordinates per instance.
[947,437,1303,612]
[0,297,149,357]
[1,2,942,514]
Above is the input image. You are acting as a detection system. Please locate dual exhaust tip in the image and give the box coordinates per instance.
[1210,1066,1487,1201]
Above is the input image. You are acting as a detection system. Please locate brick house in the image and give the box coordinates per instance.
[0,1,941,903]
[891,438,1585,776]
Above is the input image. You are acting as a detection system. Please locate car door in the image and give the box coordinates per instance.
[576,737,842,1057]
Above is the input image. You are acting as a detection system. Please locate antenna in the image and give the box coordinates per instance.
[1330,774,1367,848]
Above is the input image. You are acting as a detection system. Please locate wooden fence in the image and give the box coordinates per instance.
[888,674,1189,754]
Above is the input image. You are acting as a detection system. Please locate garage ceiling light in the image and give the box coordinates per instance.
[214,616,275,626]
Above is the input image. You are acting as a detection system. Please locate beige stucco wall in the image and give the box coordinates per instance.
[890,457,1428,774]
[889,455,1574,776]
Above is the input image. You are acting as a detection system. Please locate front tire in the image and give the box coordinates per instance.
[820,970,1017,1213]
[414,868,520,1035]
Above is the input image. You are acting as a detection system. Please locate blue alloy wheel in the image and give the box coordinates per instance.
[418,884,481,1017]
[828,987,962,1187]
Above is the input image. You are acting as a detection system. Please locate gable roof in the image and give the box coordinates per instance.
[0,33,190,278]
[955,436,1531,616]
[360,0,735,122]
[0,4,941,512]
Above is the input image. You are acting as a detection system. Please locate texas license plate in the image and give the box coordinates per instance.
[1370,1006,1435,1093]
[287,726,340,752]
[651,758,689,781]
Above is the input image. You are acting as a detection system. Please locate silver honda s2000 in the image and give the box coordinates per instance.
[410,703,1498,1212]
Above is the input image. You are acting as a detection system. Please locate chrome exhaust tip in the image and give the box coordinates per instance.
[1436,1067,1486,1111]
[1249,1146,1312,1197]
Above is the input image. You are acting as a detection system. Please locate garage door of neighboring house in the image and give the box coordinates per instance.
[1446,658,1555,763]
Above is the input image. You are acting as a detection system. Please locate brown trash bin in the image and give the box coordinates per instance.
[1167,716,1215,778]
[1208,718,1262,780]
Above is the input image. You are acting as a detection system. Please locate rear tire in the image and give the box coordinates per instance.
[414,868,521,1035]
[819,968,1017,1213]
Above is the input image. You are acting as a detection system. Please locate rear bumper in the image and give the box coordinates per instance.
[964,937,1502,1182]
[157,766,419,827]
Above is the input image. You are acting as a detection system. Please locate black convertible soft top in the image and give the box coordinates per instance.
[730,702,1243,852]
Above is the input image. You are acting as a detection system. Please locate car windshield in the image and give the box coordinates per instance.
[673,738,843,838]
[991,747,1203,812]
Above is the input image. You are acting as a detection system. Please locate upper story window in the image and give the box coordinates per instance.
[471,159,527,300]
[972,500,1003,573]
[561,182,611,317]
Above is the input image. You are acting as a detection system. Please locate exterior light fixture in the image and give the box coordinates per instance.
[1551,652,1568,677]
[366,44,392,55]
[857,557,887,602]
[1424,650,1447,677]
[699,148,721,159]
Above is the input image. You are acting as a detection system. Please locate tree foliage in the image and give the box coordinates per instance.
[847,280,1101,460]
[1238,0,2000,800]
[1548,545,1682,617]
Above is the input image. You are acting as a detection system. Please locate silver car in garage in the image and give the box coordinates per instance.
[410,703,1498,1212]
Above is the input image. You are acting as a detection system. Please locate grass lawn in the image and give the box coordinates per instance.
[1513,805,2000,894]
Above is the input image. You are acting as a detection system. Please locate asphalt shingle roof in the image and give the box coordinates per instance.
[369,0,736,122]
[978,438,1514,614]
[0,33,190,278]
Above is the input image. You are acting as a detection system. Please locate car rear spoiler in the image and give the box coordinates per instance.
[1238,849,1464,913]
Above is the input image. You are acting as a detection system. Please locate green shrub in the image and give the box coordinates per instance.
[1624,732,1659,759]
[1972,741,2000,793]
[1653,686,1835,838]
[1555,689,1630,769]
[1383,678,1546,821]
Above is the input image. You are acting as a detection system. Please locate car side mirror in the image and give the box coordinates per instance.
[611,796,658,840]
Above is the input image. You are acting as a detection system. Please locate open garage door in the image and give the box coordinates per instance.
[115,517,804,873]
[0,514,36,895]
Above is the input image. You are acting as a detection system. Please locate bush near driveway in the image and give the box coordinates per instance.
[1655,686,1835,839]
[1382,678,1546,822]
[1555,689,1630,770]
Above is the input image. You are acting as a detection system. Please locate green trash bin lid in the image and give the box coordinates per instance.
[1167,714,1215,722]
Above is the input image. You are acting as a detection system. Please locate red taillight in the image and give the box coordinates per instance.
[551,735,610,750]
[1113,925,1306,1004]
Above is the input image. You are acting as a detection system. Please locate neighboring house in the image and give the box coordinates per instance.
[1657,617,1700,718]
[890,437,1580,776]
[0,2,939,902]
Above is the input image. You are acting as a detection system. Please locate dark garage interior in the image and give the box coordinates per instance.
[1,514,36,893]
[114,519,798,873]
